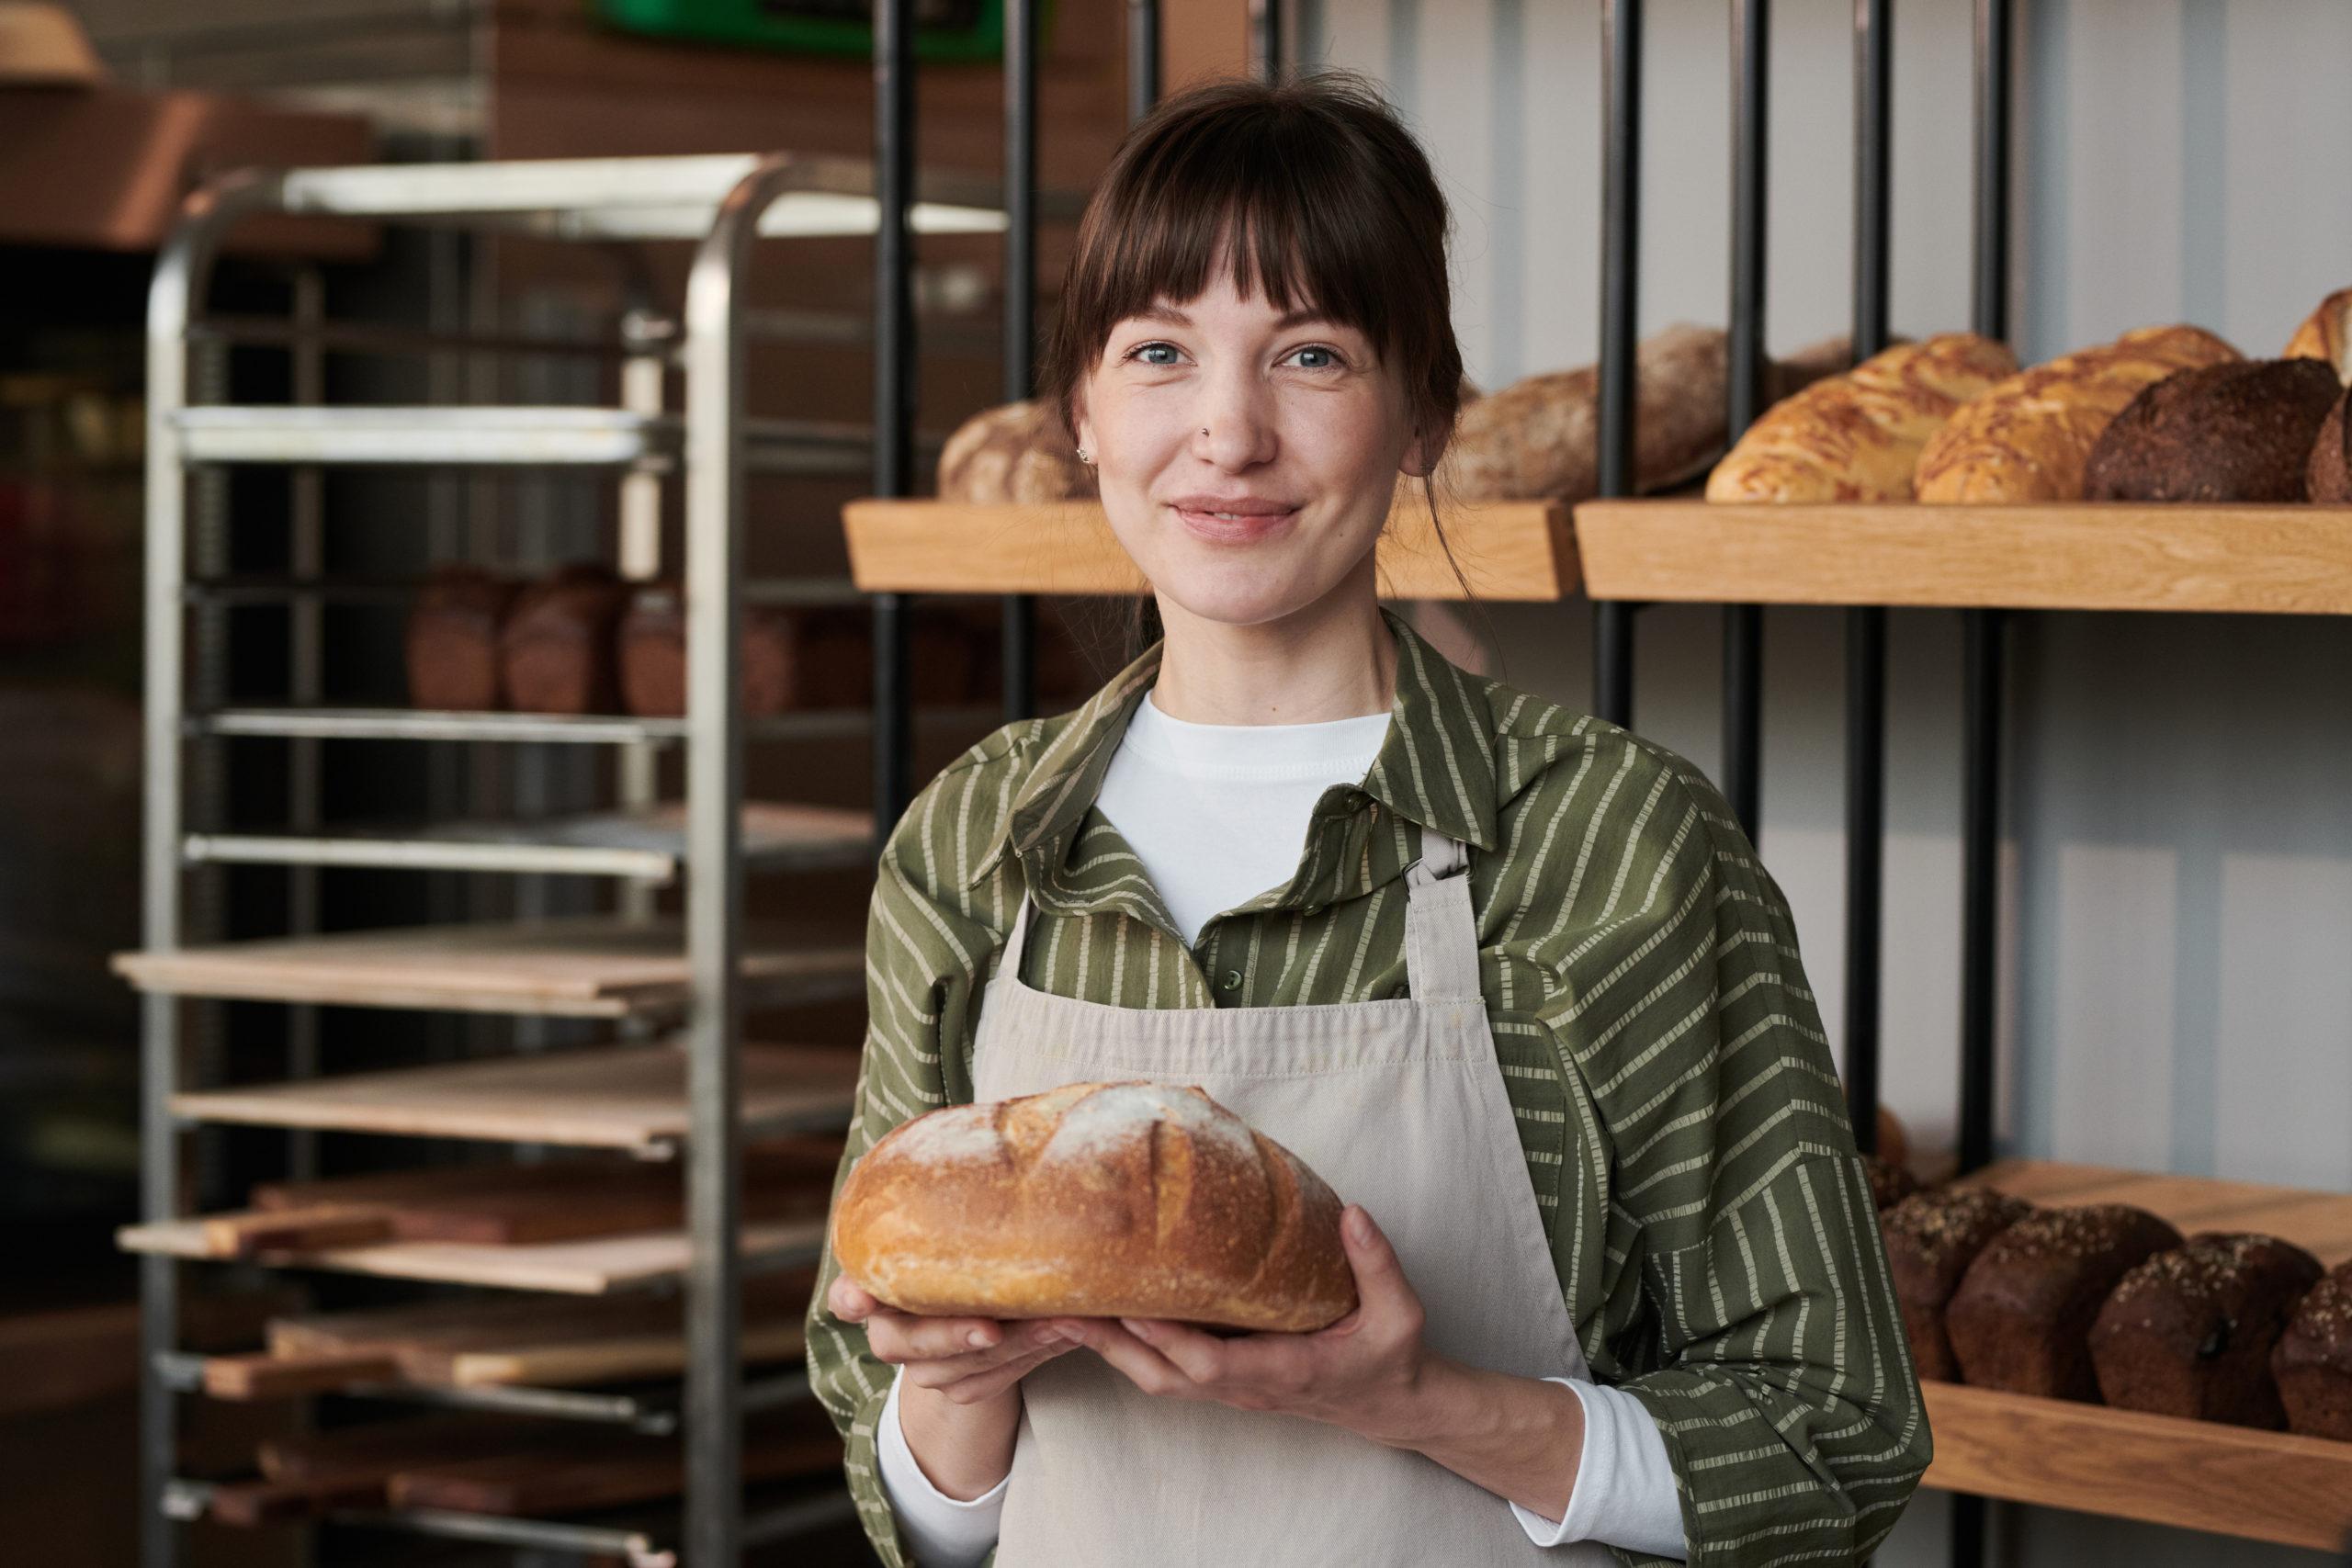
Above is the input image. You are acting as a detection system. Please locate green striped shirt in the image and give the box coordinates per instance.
[807,606,1930,1567]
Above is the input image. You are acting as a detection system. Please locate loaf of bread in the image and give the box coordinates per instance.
[1913,325,2240,502]
[405,566,514,711]
[2083,359,2342,502]
[2283,287,2352,384]
[1707,333,2018,502]
[499,564,628,715]
[2274,1258,2352,1441]
[1418,325,1850,505]
[2310,389,2352,504]
[616,581,796,718]
[2088,1232,2324,1427]
[937,399,1100,505]
[1946,1203,2185,1400]
[831,1081,1357,1332]
[1862,1154,1921,1212]
[1880,1186,2035,1382]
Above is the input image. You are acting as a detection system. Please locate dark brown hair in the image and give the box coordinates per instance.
[1040,70,1484,661]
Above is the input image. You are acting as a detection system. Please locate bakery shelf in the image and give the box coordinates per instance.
[119,1213,829,1295]
[168,1041,857,1153]
[111,917,865,1018]
[1572,500,2352,615]
[184,802,875,882]
[187,702,1001,744]
[187,574,869,609]
[843,496,1577,602]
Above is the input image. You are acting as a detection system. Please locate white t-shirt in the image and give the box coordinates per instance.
[873,686,1687,1563]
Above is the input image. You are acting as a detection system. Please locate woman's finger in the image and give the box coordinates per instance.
[1054,1318,1195,1400]
[866,1311,1018,1362]
[883,1317,1072,1376]
[826,1274,879,1321]
[934,1340,1078,1405]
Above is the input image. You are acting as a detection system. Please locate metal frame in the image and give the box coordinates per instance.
[137,152,1012,1567]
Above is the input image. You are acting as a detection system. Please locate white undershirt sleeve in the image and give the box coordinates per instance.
[1509,1376,1688,1560]
[876,1366,1011,1568]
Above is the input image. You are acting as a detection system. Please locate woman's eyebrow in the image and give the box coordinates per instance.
[1130,304,1340,330]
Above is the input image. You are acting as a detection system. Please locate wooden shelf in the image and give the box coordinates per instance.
[112,918,864,1018]
[169,1042,856,1152]
[1914,1157,2352,1547]
[843,497,1577,602]
[119,1213,828,1295]
[1572,501,2352,615]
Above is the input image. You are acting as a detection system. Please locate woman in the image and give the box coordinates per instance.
[808,72,1929,1568]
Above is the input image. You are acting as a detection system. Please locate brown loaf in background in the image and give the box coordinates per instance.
[406,566,514,710]
[617,581,796,718]
[1879,1186,2035,1382]
[2273,1258,2352,1440]
[2087,1232,2324,1427]
[831,1081,1358,1333]
[2083,359,2342,502]
[1707,333,2018,502]
[1913,325,2240,502]
[936,399,1099,504]
[1414,323,1850,506]
[499,563,628,715]
[2310,390,2352,504]
[1945,1203,2184,1400]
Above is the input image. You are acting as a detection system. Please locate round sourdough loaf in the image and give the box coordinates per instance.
[831,1081,1358,1332]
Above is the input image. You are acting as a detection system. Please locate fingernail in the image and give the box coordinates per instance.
[967,1328,992,1349]
[1122,1318,1154,1340]
[1030,1324,1064,1346]
[1347,1209,1374,1245]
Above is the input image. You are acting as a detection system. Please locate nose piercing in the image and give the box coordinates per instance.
[1200,426,1209,436]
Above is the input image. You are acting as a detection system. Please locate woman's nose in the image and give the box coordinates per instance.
[1190,374,1277,470]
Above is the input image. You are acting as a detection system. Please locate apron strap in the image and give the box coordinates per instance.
[1403,829,1482,1003]
[997,886,1039,988]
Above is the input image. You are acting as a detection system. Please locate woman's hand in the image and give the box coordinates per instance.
[1044,1204,1440,1446]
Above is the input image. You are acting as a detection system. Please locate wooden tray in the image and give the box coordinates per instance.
[112,917,863,1018]
[843,497,1577,602]
[170,1042,857,1152]
[1572,500,2352,615]
[1917,1157,2352,1546]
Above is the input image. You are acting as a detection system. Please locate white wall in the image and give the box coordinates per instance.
[1304,1,2352,1563]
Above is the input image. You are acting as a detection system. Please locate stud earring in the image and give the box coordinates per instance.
[1075,446,1091,464]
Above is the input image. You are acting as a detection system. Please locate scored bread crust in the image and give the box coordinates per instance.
[2283,287,2352,385]
[1913,325,2240,502]
[831,1081,1359,1333]
[935,399,1099,505]
[1707,333,2018,502]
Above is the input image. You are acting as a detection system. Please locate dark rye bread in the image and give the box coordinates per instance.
[1861,1154,1921,1212]
[1879,1187,2034,1382]
[2084,357,2343,502]
[616,581,796,718]
[500,563,628,715]
[406,566,514,711]
[1947,1203,2185,1400]
[2088,1231,2324,1427]
[2274,1259,2352,1441]
[2311,389,2352,504]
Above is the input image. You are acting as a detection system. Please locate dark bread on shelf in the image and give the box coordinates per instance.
[1947,1203,2185,1400]
[2309,389,2352,504]
[500,563,628,715]
[1879,1186,2034,1382]
[2273,1258,2352,1441]
[2083,358,2342,502]
[406,566,515,711]
[2088,1231,2324,1427]
[616,581,796,718]
[1862,1154,1921,1212]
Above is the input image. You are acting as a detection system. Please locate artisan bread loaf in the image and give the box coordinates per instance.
[1861,1155,1920,1212]
[405,566,514,710]
[831,1081,1357,1332]
[2088,1232,2324,1427]
[1946,1203,2184,1400]
[1707,333,2018,502]
[2310,389,2352,504]
[500,563,627,715]
[2283,287,2352,384]
[1418,325,1849,505]
[2083,359,2341,502]
[2273,1259,2352,1440]
[1913,325,2240,502]
[937,399,1098,504]
[1880,1186,2034,1382]
[616,581,796,718]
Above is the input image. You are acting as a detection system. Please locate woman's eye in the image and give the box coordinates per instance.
[1287,344,1343,370]
[1127,342,1182,367]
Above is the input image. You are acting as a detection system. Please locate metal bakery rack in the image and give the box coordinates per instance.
[115,141,1048,1566]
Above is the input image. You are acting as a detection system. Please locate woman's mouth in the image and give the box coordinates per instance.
[1170,502,1301,544]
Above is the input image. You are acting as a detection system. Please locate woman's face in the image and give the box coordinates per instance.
[1074,265,1432,629]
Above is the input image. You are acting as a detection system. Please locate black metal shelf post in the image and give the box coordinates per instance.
[1593,0,1643,728]
[873,0,918,839]
[1722,0,1769,837]
[1001,0,1041,725]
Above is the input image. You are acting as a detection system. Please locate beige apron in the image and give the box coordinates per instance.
[972,830,1616,1564]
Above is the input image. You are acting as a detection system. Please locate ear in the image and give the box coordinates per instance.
[1069,387,1096,462]
[1398,421,1443,480]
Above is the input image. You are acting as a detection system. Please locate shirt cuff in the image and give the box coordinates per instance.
[1510,1376,1688,1560]
[876,1367,1012,1568]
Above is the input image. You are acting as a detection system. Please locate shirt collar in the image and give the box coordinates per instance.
[961,605,1500,892]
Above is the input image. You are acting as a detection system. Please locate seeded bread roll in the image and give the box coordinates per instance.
[1862,1155,1921,1212]
[1707,333,2018,502]
[2283,287,2352,384]
[1947,1203,2185,1400]
[1913,325,2240,502]
[2083,359,2342,502]
[2274,1259,2352,1441]
[2088,1232,2324,1427]
[831,1081,1357,1333]
[1880,1187,2035,1382]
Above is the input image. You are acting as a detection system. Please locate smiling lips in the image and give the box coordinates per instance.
[1168,494,1301,544]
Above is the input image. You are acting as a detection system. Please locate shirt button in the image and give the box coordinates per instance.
[1221,969,1243,991]
[1304,904,1323,918]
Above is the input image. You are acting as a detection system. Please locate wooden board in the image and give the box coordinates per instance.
[1572,500,2352,615]
[118,1213,829,1294]
[843,497,1577,602]
[1919,1382,2352,1550]
[111,917,863,1017]
[170,1042,856,1150]
[1951,1159,2352,1266]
